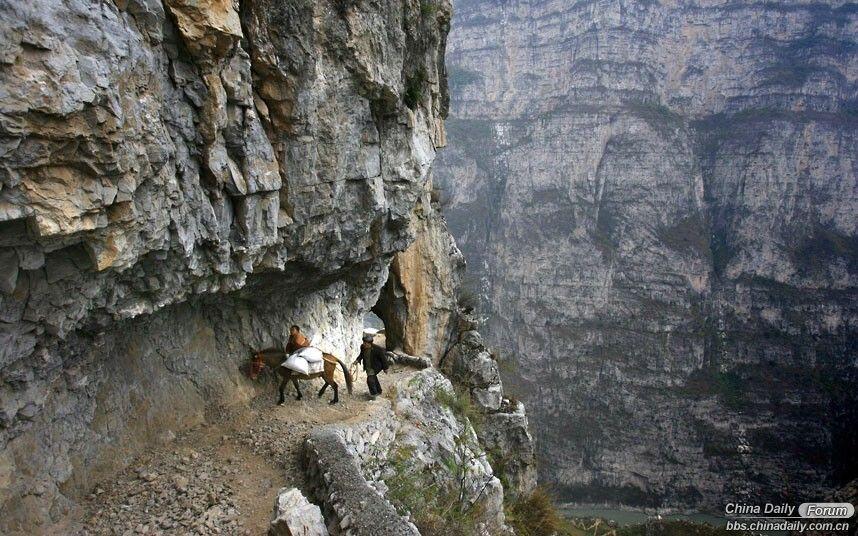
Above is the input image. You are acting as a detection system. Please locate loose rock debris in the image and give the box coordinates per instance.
[81,368,407,535]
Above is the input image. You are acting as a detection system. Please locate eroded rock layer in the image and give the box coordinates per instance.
[0,0,454,531]
[435,0,858,510]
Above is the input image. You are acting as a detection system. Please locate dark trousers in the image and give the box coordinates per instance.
[366,374,382,395]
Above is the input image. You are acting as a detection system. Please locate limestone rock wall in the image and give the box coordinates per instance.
[0,0,453,531]
[435,0,858,510]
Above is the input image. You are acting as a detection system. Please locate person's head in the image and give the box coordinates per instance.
[290,325,300,335]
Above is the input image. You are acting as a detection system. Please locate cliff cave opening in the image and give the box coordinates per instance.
[363,310,387,349]
[370,272,405,353]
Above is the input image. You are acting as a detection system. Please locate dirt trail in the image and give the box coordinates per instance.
[81,365,411,535]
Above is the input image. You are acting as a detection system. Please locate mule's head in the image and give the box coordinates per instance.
[253,348,287,369]
[248,350,267,379]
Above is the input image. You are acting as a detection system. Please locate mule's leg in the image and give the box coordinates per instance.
[293,378,303,400]
[317,382,329,398]
[330,380,339,404]
[278,373,288,406]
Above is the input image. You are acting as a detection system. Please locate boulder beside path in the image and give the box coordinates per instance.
[269,487,328,536]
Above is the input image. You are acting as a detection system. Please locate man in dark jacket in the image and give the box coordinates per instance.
[354,333,388,397]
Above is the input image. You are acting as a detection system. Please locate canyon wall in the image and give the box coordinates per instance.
[0,0,460,531]
[435,0,858,510]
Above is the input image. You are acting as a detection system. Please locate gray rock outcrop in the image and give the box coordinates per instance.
[435,0,858,511]
[479,403,538,498]
[443,330,503,411]
[442,328,537,497]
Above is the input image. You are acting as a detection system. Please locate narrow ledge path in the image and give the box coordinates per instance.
[80,365,415,535]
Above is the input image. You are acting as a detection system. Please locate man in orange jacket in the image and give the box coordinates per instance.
[285,325,310,354]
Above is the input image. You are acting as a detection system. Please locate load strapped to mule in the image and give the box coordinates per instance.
[282,346,325,375]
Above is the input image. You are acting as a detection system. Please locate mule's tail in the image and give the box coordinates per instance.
[337,358,353,394]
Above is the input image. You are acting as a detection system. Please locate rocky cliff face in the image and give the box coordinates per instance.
[435,0,858,510]
[0,0,472,531]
